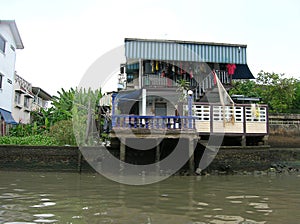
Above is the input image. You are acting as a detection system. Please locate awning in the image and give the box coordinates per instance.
[115,90,142,114]
[115,89,142,103]
[232,64,255,79]
[0,108,18,125]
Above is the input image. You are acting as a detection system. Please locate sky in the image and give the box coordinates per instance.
[1,0,300,96]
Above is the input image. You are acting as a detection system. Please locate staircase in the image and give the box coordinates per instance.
[193,70,231,103]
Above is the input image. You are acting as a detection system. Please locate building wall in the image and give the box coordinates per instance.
[12,74,33,124]
[12,93,32,124]
[31,96,49,111]
[0,24,17,112]
[145,99,177,116]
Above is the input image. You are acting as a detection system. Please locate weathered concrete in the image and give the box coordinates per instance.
[0,145,300,174]
[204,147,300,173]
[0,145,91,172]
[268,113,300,148]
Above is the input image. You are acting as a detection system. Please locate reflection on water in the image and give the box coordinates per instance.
[0,171,300,223]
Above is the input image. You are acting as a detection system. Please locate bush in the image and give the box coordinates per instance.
[0,135,59,146]
[9,123,48,137]
[48,120,77,146]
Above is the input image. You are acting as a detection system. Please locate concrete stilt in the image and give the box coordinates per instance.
[263,135,269,146]
[120,138,126,172]
[241,135,246,147]
[77,151,82,173]
[120,139,126,162]
[155,139,160,173]
[188,138,195,175]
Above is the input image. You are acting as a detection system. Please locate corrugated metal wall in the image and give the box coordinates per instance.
[125,39,247,64]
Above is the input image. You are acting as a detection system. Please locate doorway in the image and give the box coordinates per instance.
[155,102,167,116]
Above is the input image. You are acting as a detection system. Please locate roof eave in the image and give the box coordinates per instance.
[32,87,52,100]
[0,20,24,49]
[125,37,247,48]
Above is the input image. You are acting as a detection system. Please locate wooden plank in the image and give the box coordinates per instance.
[213,122,244,133]
[195,121,210,133]
[246,122,267,133]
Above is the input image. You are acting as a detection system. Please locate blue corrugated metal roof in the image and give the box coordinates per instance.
[125,38,247,64]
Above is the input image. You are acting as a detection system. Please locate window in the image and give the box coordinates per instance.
[24,97,30,108]
[15,92,21,105]
[34,96,42,106]
[0,35,6,53]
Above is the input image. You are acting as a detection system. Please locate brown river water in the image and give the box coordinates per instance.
[0,171,300,224]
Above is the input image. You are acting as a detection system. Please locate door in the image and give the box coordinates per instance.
[155,103,167,116]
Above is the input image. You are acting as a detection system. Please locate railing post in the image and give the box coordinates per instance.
[134,117,137,128]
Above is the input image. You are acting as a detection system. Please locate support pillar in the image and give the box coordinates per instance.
[111,93,117,127]
[241,135,246,147]
[120,138,126,162]
[155,139,160,173]
[263,135,269,146]
[120,138,126,172]
[142,89,147,115]
[77,150,82,173]
[188,138,195,175]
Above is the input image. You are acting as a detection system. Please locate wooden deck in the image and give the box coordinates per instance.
[111,103,268,137]
[193,103,268,136]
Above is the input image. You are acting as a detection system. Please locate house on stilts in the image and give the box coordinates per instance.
[100,38,269,173]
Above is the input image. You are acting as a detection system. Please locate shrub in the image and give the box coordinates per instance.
[0,135,59,146]
[48,120,77,146]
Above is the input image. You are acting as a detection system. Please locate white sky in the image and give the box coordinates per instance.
[1,0,300,96]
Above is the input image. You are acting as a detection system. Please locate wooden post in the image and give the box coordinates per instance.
[241,135,246,147]
[120,138,126,162]
[120,138,126,172]
[263,135,269,146]
[188,138,195,175]
[156,139,160,173]
[78,150,82,173]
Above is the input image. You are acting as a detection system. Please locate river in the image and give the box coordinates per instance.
[0,171,300,224]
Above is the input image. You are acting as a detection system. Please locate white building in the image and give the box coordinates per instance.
[12,73,34,124]
[0,20,24,134]
[31,86,52,111]
[12,73,52,124]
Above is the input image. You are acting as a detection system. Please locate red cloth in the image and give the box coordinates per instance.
[226,64,236,75]
[189,70,193,79]
[213,70,217,85]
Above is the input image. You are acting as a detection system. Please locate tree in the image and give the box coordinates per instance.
[292,81,300,113]
[229,80,259,97]
[176,79,190,102]
[256,71,297,113]
[50,88,76,123]
[229,71,298,114]
[29,87,102,145]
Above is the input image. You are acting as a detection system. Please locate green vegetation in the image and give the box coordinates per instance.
[0,135,58,146]
[230,71,299,113]
[0,87,102,146]
[48,120,76,146]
